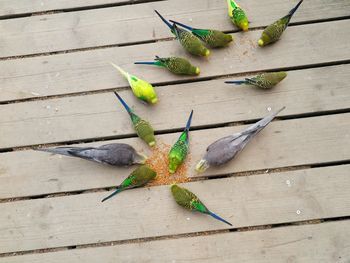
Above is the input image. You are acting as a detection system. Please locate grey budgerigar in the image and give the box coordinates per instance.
[36,143,147,167]
[195,107,285,173]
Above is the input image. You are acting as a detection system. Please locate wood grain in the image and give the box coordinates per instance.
[0,165,349,253]
[0,20,349,102]
[1,63,350,148]
[2,221,349,262]
[0,0,349,57]
[0,0,163,17]
[0,114,349,198]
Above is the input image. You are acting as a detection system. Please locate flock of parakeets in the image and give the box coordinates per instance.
[38,0,304,226]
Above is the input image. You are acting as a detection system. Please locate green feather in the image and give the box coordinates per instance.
[102,165,156,202]
[173,25,210,57]
[170,185,233,226]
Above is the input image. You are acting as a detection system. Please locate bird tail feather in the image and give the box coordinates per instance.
[288,0,303,18]
[134,61,162,67]
[209,211,233,226]
[185,110,194,133]
[154,10,173,30]
[109,62,129,80]
[245,106,286,135]
[169,20,194,31]
[101,188,122,202]
[114,92,132,114]
[225,80,246,85]
[36,147,75,157]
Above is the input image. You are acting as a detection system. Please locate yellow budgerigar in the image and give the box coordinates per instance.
[110,63,158,104]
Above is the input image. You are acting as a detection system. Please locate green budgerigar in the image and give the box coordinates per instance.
[169,20,233,48]
[225,72,287,89]
[114,92,156,147]
[168,110,193,174]
[135,56,200,76]
[110,63,158,104]
[154,10,210,57]
[226,0,249,31]
[102,165,156,202]
[258,0,303,47]
[171,184,232,226]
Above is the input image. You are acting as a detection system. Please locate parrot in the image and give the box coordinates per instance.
[101,165,157,202]
[258,0,303,47]
[135,56,200,76]
[171,184,232,226]
[114,92,156,147]
[226,0,249,32]
[225,72,287,89]
[110,62,158,104]
[196,107,286,173]
[168,20,233,48]
[168,110,194,174]
[36,143,147,166]
[154,10,210,57]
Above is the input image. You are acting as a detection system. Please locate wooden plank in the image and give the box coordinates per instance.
[1,63,350,149]
[2,221,349,262]
[0,114,349,199]
[0,165,349,253]
[0,0,349,57]
[0,0,160,17]
[1,20,349,102]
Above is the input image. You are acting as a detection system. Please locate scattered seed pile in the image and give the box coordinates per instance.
[146,140,191,186]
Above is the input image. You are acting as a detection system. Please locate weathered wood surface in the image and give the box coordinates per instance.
[0,165,349,253]
[1,113,349,199]
[1,63,349,149]
[0,0,163,17]
[1,20,349,102]
[0,0,349,57]
[3,220,349,263]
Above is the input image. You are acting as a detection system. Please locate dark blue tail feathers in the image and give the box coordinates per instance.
[154,10,173,30]
[185,110,194,132]
[114,92,132,114]
[209,211,233,226]
[225,80,246,85]
[134,61,157,65]
[288,0,303,17]
[101,187,122,202]
[169,20,194,31]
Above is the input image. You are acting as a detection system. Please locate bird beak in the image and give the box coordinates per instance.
[135,153,148,164]
[258,39,264,47]
[195,159,209,173]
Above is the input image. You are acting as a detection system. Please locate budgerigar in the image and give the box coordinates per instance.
[154,10,210,57]
[171,184,232,226]
[226,0,249,31]
[225,72,287,89]
[102,165,156,202]
[36,143,147,166]
[114,92,156,147]
[135,56,200,76]
[169,20,233,48]
[258,0,303,47]
[168,110,193,174]
[110,63,158,104]
[196,107,286,173]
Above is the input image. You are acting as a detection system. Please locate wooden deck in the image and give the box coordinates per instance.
[0,0,349,261]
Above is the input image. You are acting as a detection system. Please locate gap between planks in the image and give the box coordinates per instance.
[1,59,350,106]
[1,17,350,62]
[0,0,168,20]
[0,215,349,258]
[0,0,349,59]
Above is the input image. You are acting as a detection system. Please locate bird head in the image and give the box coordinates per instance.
[134,152,148,164]
[195,159,210,173]
[240,21,249,32]
[258,32,270,47]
